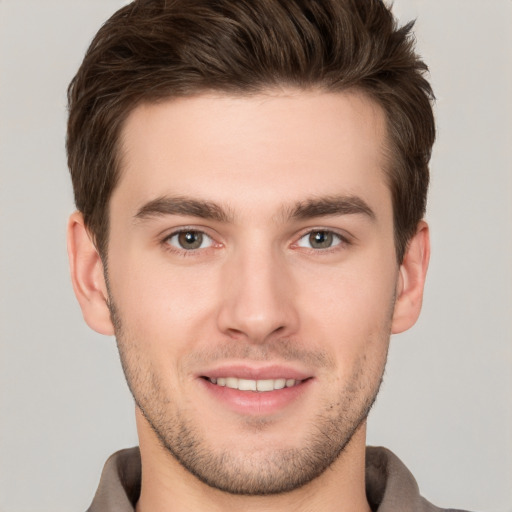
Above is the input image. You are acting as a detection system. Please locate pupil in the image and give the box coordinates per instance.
[310,231,332,248]
[179,231,202,249]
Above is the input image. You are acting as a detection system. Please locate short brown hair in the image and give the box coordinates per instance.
[67,0,435,262]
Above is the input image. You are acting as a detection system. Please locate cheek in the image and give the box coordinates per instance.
[108,255,219,350]
[294,254,396,366]
[297,254,397,326]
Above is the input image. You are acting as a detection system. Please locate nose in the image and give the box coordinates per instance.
[216,243,299,344]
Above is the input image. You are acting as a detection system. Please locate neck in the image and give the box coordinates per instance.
[135,410,371,512]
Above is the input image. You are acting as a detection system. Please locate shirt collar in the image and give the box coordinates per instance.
[87,446,441,512]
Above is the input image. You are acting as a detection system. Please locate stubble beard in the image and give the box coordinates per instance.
[108,296,390,496]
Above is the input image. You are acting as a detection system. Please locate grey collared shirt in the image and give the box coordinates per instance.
[86,446,472,512]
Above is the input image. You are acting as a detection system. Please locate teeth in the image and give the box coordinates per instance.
[208,377,299,392]
[238,378,257,391]
[273,378,286,390]
[225,377,238,389]
[256,379,274,392]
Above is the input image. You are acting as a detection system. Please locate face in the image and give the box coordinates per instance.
[95,90,407,494]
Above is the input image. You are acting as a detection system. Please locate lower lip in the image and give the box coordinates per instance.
[199,378,312,416]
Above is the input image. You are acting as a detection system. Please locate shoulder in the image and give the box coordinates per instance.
[86,447,141,512]
[366,446,476,512]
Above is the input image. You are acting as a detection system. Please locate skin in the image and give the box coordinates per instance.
[68,89,429,512]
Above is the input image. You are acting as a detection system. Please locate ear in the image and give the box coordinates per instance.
[67,211,115,335]
[391,220,430,334]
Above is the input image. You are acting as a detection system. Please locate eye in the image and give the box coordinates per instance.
[165,230,214,250]
[296,230,344,250]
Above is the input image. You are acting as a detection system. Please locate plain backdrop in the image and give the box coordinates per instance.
[0,1,511,511]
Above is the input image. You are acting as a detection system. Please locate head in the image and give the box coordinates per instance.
[66,0,434,501]
[67,0,434,264]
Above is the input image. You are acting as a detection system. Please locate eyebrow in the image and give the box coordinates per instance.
[134,196,232,223]
[134,194,375,224]
[287,195,376,221]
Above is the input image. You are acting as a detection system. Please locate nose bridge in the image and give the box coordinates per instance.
[217,235,298,342]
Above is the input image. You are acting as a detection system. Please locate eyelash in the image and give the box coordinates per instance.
[161,228,351,256]
[294,229,350,252]
[162,228,218,256]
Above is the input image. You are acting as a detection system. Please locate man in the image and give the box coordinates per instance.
[65,1,470,510]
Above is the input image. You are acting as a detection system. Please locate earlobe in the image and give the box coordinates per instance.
[391,221,430,334]
[67,211,115,335]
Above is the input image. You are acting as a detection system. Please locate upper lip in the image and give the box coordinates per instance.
[199,364,312,381]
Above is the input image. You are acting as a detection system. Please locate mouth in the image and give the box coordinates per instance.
[202,376,305,392]
[198,365,313,415]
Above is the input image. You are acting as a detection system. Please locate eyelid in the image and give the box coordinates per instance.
[161,226,221,252]
[293,228,352,250]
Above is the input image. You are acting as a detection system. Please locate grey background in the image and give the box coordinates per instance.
[0,1,510,511]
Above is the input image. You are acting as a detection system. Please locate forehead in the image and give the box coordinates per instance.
[114,89,391,219]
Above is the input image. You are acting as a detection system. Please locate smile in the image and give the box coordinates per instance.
[206,377,302,392]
